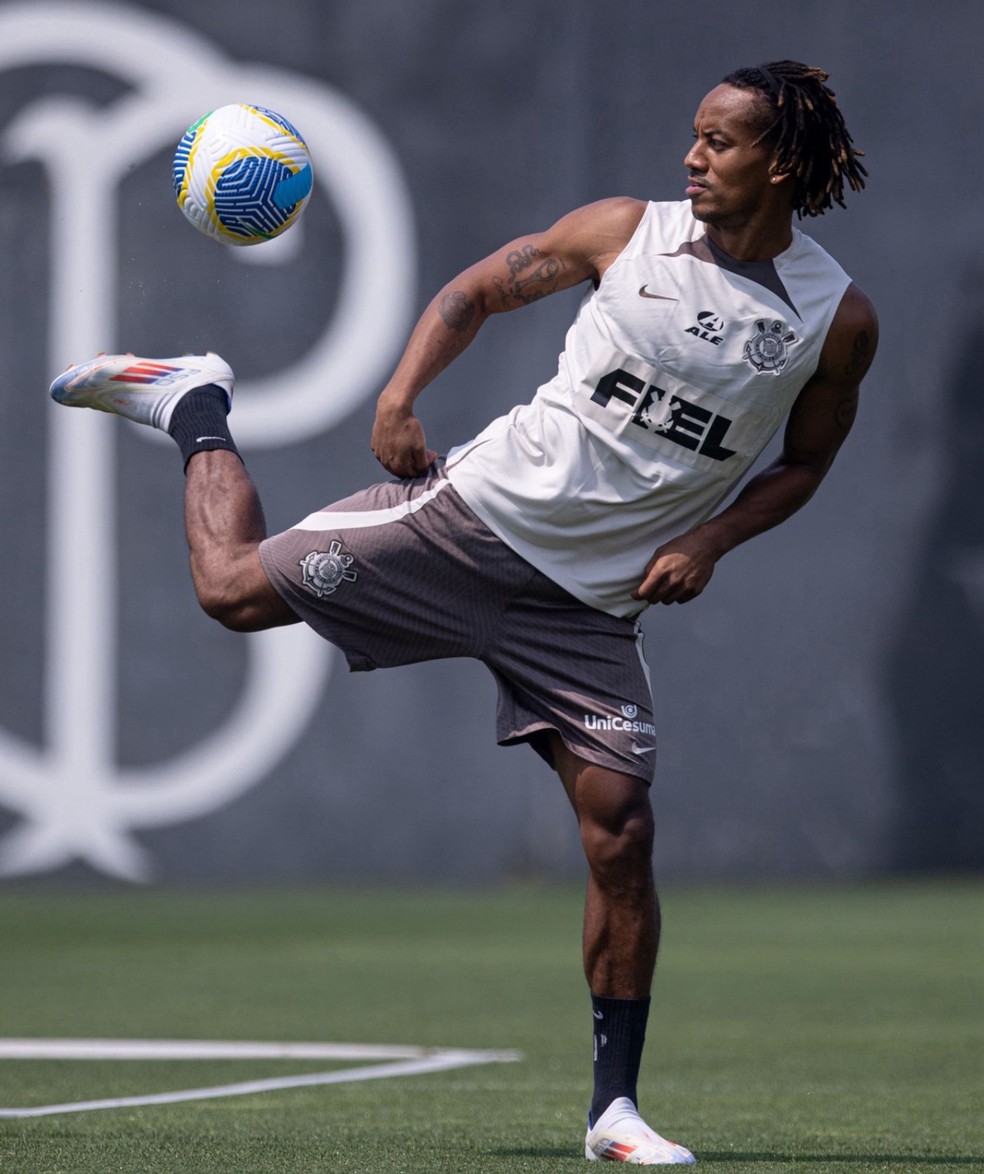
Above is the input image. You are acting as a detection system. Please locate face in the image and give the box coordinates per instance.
[684,84,781,227]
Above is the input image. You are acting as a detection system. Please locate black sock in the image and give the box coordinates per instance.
[167,385,241,470]
[590,994,651,1124]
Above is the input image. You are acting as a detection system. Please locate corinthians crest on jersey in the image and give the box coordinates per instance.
[300,541,358,598]
[743,318,797,374]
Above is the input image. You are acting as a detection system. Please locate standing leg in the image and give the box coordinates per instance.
[550,734,659,999]
[549,733,695,1165]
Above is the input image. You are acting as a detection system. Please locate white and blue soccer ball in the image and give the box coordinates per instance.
[172,103,314,246]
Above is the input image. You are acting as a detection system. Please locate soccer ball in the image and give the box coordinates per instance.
[172,103,314,246]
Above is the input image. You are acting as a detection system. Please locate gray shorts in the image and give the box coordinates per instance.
[258,466,657,781]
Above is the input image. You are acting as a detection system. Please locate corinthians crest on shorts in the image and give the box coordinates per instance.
[743,318,796,374]
[299,541,358,598]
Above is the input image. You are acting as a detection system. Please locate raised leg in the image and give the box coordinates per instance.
[49,351,299,634]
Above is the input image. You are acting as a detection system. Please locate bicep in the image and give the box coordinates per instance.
[475,234,591,311]
[782,284,878,471]
[456,197,645,315]
[781,374,858,473]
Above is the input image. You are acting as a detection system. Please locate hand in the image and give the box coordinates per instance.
[370,401,437,478]
[632,532,720,605]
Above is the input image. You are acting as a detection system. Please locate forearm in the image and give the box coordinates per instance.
[377,284,490,412]
[369,277,495,475]
[633,457,827,605]
[693,456,827,559]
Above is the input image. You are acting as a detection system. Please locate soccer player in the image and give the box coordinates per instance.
[52,61,876,1164]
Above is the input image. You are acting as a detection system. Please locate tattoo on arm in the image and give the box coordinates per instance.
[844,330,871,378]
[439,290,477,334]
[493,245,565,307]
[835,391,859,433]
[507,246,540,277]
[830,330,869,432]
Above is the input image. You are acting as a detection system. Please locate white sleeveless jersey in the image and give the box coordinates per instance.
[445,200,852,617]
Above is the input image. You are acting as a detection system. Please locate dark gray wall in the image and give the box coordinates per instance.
[0,0,979,885]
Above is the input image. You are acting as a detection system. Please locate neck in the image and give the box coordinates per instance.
[703,218,794,262]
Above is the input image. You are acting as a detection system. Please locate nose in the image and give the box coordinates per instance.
[684,140,706,174]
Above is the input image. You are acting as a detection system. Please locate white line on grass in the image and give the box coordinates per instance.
[0,1038,522,1119]
[0,1039,439,1062]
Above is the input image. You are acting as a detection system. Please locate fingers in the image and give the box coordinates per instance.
[381,447,437,478]
[633,577,695,605]
[369,409,437,477]
[632,552,712,605]
[370,434,436,478]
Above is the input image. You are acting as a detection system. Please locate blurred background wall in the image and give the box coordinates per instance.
[0,0,979,886]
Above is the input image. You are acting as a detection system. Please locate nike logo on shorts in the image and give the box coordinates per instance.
[638,285,678,301]
[631,745,657,755]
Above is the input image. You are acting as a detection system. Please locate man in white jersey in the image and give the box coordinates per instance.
[52,61,877,1164]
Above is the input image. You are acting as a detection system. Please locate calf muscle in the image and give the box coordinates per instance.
[184,450,298,631]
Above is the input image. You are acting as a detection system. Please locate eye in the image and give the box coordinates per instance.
[692,130,729,151]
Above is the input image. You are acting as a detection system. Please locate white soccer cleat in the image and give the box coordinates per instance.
[49,352,234,432]
[585,1097,696,1165]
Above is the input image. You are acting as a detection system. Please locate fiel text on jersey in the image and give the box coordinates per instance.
[592,368,736,462]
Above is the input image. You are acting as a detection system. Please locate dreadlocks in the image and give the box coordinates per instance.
[722,60,867,218]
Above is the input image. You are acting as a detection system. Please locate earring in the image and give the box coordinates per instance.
[770,175,780,184]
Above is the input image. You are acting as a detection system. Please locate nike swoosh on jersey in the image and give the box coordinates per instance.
[631,745,657,755]
[638,285,678,301]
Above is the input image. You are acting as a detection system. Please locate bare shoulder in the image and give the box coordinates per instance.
[820,281,879,384]
[570,195,649,235]
[466,197,648,312]
[543,196,647,277]
[835,282,878,334]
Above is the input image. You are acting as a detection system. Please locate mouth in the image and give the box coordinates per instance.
[685,176,708,197]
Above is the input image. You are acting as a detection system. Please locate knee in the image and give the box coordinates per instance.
[579,794,654,887]
[192,554,291,632]
[197,589,255,632]
[195,576,272,632]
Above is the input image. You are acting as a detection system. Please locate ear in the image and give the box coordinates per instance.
[769,168,791,186]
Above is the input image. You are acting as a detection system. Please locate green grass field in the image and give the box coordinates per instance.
[0,880,980,1173]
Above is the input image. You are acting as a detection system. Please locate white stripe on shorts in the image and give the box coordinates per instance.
[633,620,654,696]
[289,479,453,532]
